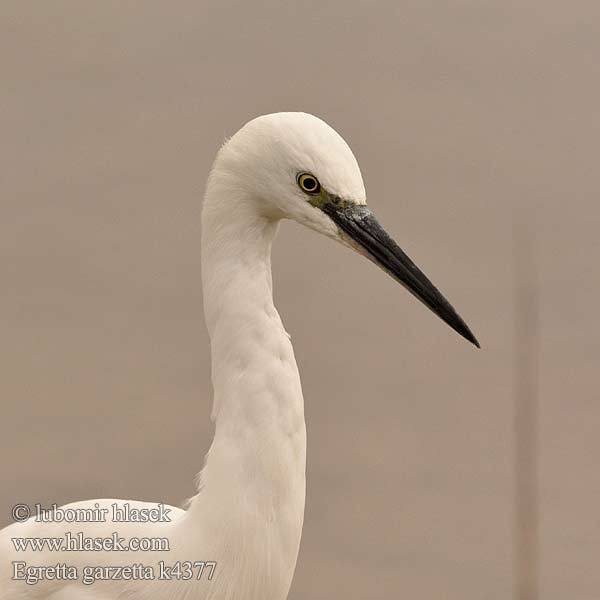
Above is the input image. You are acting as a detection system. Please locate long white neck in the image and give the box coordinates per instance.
[185,172,306,600]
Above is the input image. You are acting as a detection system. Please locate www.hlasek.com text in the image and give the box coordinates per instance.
[12,532,170,553]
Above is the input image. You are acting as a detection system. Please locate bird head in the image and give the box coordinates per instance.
[212,112,479,347]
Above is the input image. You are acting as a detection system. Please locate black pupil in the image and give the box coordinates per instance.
[303,177,316,191]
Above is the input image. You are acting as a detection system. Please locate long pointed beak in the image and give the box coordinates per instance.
[321,202,480,348]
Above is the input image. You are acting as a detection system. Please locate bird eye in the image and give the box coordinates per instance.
[297,172,321,195]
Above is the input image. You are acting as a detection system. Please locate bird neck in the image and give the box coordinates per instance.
[188,177,306,598]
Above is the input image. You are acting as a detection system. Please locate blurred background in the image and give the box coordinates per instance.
[1,1,599,598]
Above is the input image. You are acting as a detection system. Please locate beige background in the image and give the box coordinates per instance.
[1,1,599,598]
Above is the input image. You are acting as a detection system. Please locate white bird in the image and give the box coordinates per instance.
[0,112,478,600]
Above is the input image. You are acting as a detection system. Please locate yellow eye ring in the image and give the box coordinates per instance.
[297,172,321,195]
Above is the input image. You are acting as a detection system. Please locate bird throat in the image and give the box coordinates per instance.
[192,185,307,599]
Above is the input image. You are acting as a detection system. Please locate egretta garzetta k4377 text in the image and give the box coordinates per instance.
[0,112,479,600]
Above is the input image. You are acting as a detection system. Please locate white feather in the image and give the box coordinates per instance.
[0,112,366,599]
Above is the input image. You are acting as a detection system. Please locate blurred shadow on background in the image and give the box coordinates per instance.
[513,214,539,600]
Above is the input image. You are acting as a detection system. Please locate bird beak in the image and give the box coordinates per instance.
[319,201,480,348]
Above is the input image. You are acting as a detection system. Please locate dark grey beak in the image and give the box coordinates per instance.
[321,203,480,348]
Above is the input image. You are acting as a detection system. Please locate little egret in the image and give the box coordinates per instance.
[0,112,478,599]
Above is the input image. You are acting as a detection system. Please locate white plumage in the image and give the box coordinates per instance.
[0,112,477,600]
